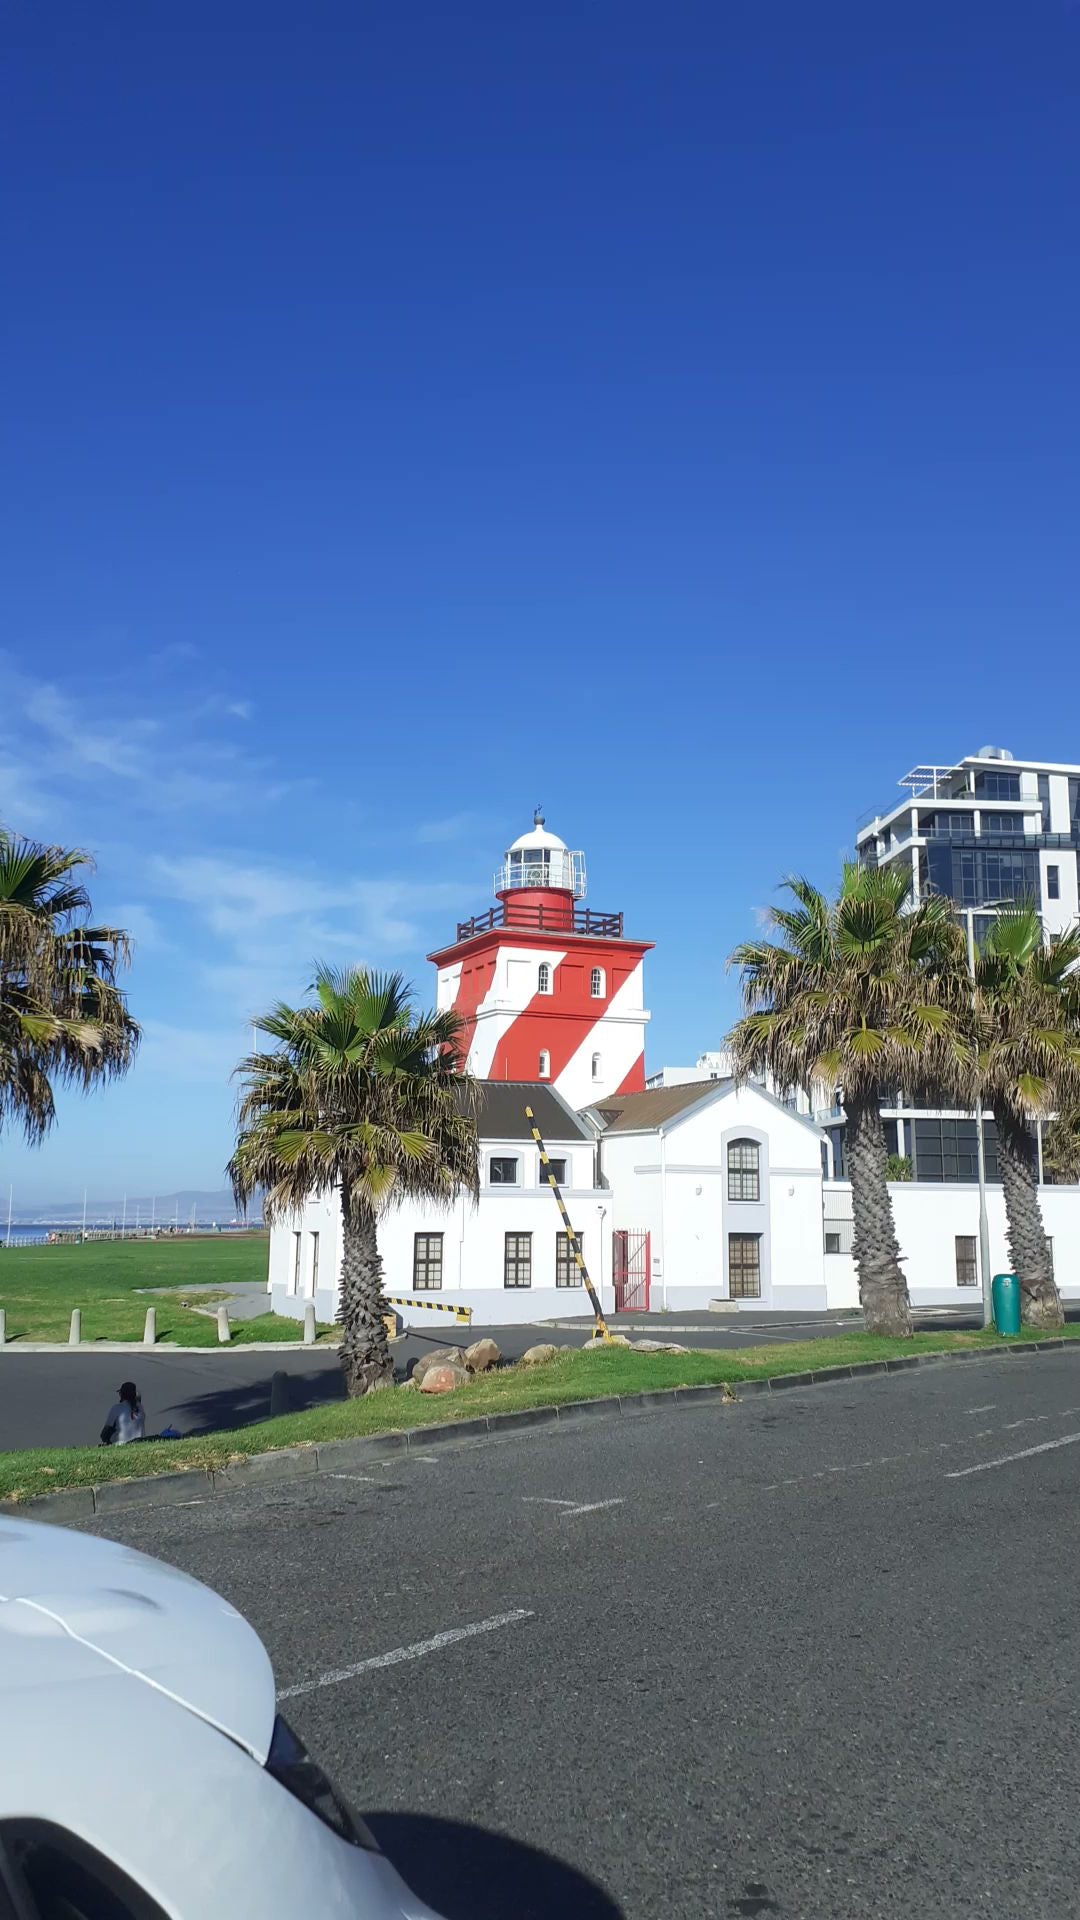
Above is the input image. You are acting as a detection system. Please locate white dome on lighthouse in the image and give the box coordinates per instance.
[495,811,586,898]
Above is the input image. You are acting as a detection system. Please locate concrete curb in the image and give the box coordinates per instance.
[1,1340,342,1355]
[11,1339,1079,1521]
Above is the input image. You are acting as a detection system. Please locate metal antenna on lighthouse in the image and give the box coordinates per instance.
[533,802,544,827]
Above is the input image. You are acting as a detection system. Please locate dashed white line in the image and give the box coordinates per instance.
[522,1497,578,1508]
[946,1432,1080,1479]
[965,1405,996,1415]
[278,1610,535,1699]
[561,1498,625,1517]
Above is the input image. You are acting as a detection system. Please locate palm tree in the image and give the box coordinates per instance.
[229,966,479,1396]
[0,830,138,1141]
[971,908,1080,1329]
[727,865,969,1336]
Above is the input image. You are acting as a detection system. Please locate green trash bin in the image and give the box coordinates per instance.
[992,1272,1021,1337]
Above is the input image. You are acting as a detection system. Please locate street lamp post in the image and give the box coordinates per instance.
[965,910,994,1329]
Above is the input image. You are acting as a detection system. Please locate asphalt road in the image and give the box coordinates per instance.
[71,1351,1080,1918]
[0,1308,985,1451]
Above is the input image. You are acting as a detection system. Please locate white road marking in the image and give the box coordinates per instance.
[965,1405,996,1414]
[522,1497,577,1507]
[326,1472,378,1484]
[278,1610,535,1699]
[561,1498,625,1517]
[946,1432,1080,1479]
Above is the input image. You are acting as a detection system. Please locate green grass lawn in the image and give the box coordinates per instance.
[0,1234,290,1344]
[4,1321,1079,1504]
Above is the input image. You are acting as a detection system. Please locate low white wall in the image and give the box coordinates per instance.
[823,1181,1080,1308]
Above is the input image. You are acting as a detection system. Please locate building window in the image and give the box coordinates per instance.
[973,769,1021,801]
[912,1118,999,1183]
[309,1231,320,1295]
[538,1049,550,1078]
[556,1232,582,1286]
[489,1155,519,1184]
[504,1232,532,1288]
[1048,865,1061,900]
[825,1231,841,1255]
[955,1235,978,1287]
[537,962,552,995]
[291,1230,303,1291]
[727,1138,760,1202]
[590,966,605,998]
[728,1233,762,1299]
[413,1232,443,1291]
[591,1052,602,1081]
[988,812,1025,836]
[546,1157,567,1186]
[924,842,1040,909]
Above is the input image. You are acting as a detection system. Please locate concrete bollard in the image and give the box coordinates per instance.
[143,1307,157,1346]
[216,1305,231,1344]
[69,1309,82,1346]
[269,1370,290,1418]
[303,1302,316,1346]
[0,1308,6,1347]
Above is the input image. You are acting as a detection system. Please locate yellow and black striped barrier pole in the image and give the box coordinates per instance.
[385,1297,473,1324]
[525,1104,610,1341]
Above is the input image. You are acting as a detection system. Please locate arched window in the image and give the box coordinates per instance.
[537,962,552,995]
[591,1052,602,1082]
[590,966,605,998]
[538,1050,550,1079]
[727,1138,760,1203]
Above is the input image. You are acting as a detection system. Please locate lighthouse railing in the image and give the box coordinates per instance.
[455,902,625,942]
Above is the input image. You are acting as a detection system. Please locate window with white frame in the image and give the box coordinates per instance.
[489,1155,519,1184]
[590,966,605,998]
[556,1231,583,1286]
[591,1052,602,1081]
[537,962,552,995]
[413,1232,444,1290]
[546,1157,567,1185]
[727,1138,760,1203]
[728,1232,762,1299]
[955,1235,978,1287]
[309,1230,320,1295]
[291,1230,303,1291]
[504,1232,532,1288]
[538,1049,550,1078]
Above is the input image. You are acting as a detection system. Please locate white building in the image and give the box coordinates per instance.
[856,744,1080,939]
[266,807,1080,1327]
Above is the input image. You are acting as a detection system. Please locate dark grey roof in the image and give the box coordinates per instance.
[467,1081,593,1143]
[592,1080,728,1133]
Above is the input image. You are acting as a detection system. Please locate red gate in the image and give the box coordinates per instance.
[613,1229,651,1313]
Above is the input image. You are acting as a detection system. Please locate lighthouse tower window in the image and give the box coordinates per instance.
[590,967,605,998]
[538,1050,550,1079]
[591,1052,602,1082]
[537,962,552,995]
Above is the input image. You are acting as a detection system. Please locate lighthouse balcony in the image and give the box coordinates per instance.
[494,847,586,897]
[456,901,625,942]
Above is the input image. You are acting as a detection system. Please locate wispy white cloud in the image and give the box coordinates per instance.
[148,853,464,1017]
[137,1020,246,1085]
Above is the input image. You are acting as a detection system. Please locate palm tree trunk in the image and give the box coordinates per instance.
[337,1184,395,1396]
[847,1089,912,1335]
[996,1113,1063,1329]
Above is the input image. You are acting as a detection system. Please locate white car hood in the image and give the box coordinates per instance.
[0,1518,277,1761]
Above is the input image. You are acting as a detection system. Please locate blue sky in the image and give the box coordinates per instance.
[3,1,1080,1205]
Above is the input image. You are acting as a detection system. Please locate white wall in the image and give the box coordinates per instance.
[268,1133,612,1327]
[823,1180,1080,1308]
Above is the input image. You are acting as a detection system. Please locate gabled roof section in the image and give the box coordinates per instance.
[590,1080,728,1134]
[589,1078,827,1138]
[465,1080,593,1143]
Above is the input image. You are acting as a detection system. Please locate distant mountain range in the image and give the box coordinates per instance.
[11,1188,263,1226]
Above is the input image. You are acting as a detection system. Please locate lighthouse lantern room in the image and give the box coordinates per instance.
[428,812,652,1107]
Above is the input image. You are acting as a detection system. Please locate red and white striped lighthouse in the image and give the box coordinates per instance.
[428,811,652,1107]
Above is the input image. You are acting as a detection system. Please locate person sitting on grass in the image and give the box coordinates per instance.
[100,1381,145,1446]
